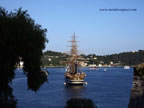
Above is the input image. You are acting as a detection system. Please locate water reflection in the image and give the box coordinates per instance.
[64,85,97,108]
[65,98,97,108]
[64,85,86,99]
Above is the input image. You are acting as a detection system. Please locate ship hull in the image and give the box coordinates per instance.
[65,79,86,85]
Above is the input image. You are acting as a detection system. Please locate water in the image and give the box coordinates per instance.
[12,67,133,108]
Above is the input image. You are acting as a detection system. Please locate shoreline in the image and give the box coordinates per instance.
[41,66,133,68]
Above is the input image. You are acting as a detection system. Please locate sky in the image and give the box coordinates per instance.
[0,0,144,55]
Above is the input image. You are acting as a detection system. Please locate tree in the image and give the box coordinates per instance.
[0,7,48,107]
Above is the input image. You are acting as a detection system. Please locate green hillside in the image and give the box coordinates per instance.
[41,50,144,67]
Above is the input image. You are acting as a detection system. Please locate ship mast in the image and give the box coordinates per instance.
[68,33,79,74]
[70,32,78,59]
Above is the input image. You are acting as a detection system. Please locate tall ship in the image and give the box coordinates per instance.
[64,33,87,85]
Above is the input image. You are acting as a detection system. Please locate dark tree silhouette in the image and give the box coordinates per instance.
[0,7,48,108]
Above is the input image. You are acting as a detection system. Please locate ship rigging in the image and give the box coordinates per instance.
[64,33,87,85]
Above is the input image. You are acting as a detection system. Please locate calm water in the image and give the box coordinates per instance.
[12,67,133,108]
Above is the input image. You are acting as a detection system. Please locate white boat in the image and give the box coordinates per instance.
[65,79,85,85]
[124,66,130,69]
[89,67,98,70]
[104,68,107,71]
[41,68,49,76]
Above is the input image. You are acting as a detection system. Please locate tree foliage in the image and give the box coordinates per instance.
[0,7,48,107]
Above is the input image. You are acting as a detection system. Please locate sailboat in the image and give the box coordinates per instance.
[64,33,87,85]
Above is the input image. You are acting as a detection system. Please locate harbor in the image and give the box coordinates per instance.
[12,67,133,108]
[0,1,144,108]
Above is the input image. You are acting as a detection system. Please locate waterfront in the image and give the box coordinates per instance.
[12,67,133,108]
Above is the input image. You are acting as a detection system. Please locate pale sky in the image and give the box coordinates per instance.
[0,0,144,55]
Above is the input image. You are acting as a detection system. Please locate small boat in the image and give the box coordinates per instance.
[64,33,87,85]
[41,69,49,76]
[104,68,107,71]
[124,66,130,69]
[89,67,98,70]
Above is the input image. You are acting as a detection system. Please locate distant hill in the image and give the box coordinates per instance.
[41,50,69,66]
[43,50,65,56]
[89,50,144,66]
[41,50,144,67]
